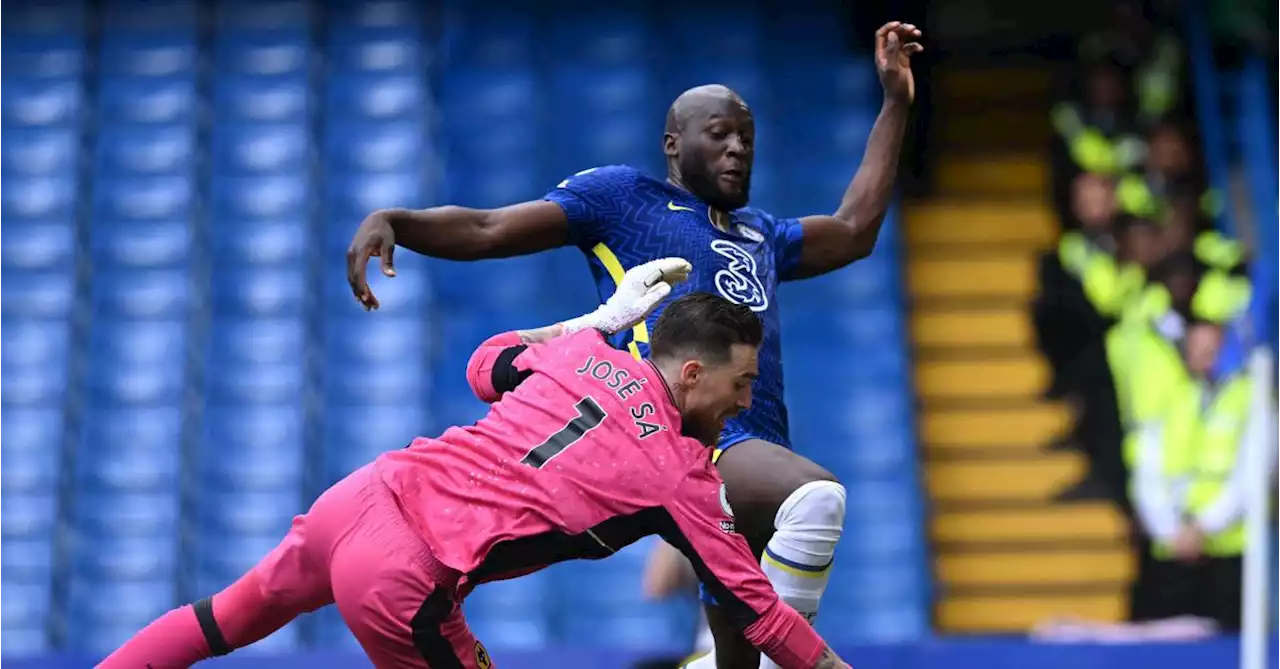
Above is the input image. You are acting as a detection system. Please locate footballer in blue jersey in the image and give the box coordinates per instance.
[543,164,802,451]
[347,21,922,669]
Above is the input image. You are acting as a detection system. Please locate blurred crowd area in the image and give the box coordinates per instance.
[1030,0,1275,636]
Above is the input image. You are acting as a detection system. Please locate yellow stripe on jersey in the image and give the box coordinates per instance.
[712,448,723,464]
[590,242,648,361]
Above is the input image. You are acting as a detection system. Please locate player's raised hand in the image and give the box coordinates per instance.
[614,256,693,316]
[563,257,692,335]
[875,21,923,105]
[346,212,397,311]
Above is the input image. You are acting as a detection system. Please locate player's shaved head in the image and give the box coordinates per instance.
[665,84,746,134]
[663,85,755,212]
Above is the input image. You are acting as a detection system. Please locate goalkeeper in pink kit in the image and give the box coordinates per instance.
[100,258,852,669]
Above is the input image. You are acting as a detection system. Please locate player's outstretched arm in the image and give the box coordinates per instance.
[659,463,850,669]
[347,200,570,310]
[790,21,923,280]
[465,258,692,403]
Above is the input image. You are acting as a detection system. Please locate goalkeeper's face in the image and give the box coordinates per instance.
[677,343,758,446]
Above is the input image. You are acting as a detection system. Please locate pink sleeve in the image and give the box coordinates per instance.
[465,331,526,403]
[661,461,827,669]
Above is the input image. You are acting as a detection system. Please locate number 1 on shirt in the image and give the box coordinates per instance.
[521,396,608,469]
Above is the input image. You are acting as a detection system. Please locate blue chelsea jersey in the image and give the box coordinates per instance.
[543,165,806,450]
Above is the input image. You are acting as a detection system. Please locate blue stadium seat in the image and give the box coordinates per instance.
[1,79,83,127]
[792,420,914,476]
[327,28,427,74]
[464,572,552,619]
[69,534,180,581]
[324,120,427,173]
[322,405,429,479]
[90,269,193,319]
[0,270,76,319]
[209,318,309,368]
[546,9,651,66]
[782,306,904,351]
[92,175,195,222]
[441,161,542,209]
[193,530,289,575]
[785,111,877,158]
[0,409,64,492]
[73,441,181,493]
[2,537,55,580]
[327,73,427,122]
[772,59,879,111]
[72,491,181,537]
[817,605,928,643]
[2,34,87,79]
[0,493,58,538]
[213,74,313,121]
[444,10,535,69]
[81,397,183,442]
[83,360,185,405]
[309,607,364,650]
[324,362,427,407]
[328,0,423,28]
[466,617,551,652]
[211,121,313,175]
[0,221,74,271]
[326,171,426,222]
[657,6,762,61]
[99,0,199,30]
[94,123,197,176]
[1,175,79,222]
[97,74,198,124]
[207,318,308,366]
[210,174,313,222]
[214,32,313,77]
[75,407,183,490]
[193,492,298,542]
[550,114,650,172]
[200,407,306,489]
[1,318,72,368]
[98,33,199,76]
[550,66,655,116]
[431,258,548,311]
[766,5,849,55]
[440,117,539,165]
[210,216,313,266]
[439,68,538,128]
[64,578,177,650]
[1,581,53,630]
[0,626,49,657]
[209,268,309,317]
[824,562,927,611]
[215,0,316,30]
[0,359,70,407]
[206,361,307,405]
[1,126,80,177]
[90,220,192,269]
[0,445,59,496]
[324,316,425,366]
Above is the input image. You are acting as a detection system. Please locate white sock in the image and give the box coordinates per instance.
[758,480,846,669]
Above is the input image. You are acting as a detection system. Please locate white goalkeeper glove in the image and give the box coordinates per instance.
[561,257,693,336]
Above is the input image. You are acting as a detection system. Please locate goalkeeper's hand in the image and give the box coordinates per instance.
[563,257,692,336]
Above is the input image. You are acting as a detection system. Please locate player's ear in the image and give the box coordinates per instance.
[678,358,702,386]
[662,132,678,158]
